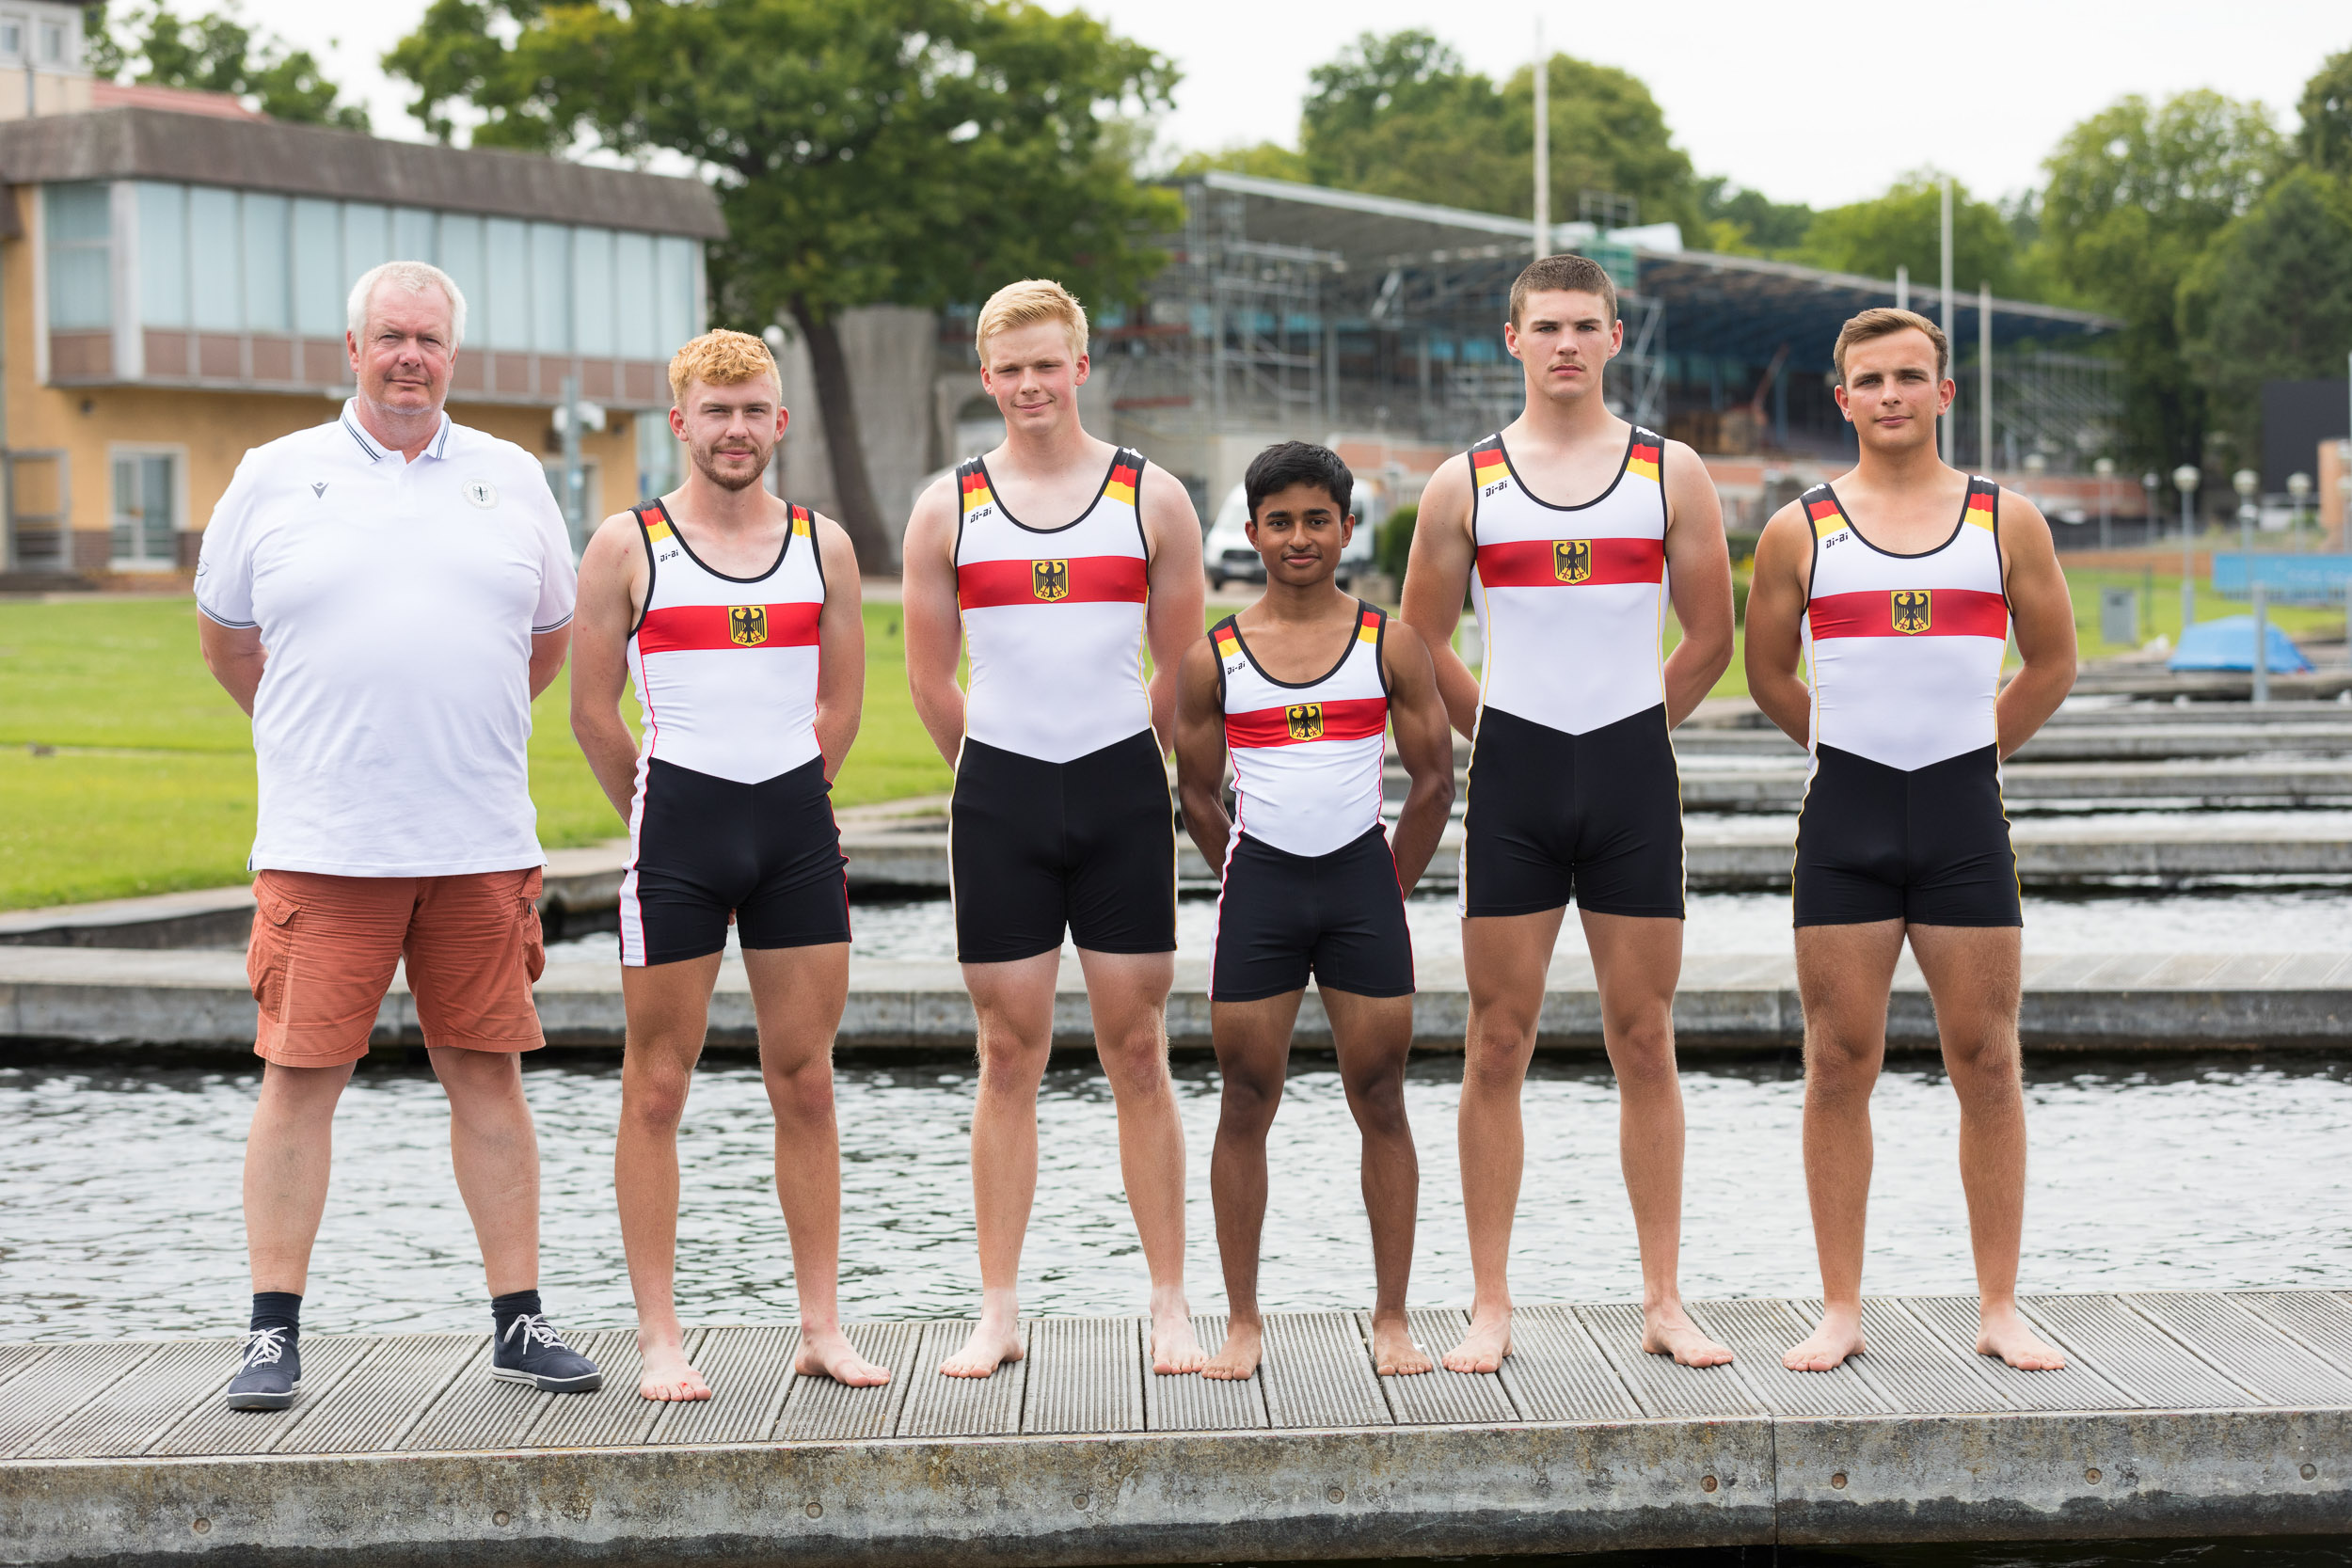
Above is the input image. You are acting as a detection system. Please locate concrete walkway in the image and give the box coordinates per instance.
[4,1290,2347,1564]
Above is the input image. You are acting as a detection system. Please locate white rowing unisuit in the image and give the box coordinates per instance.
[1213,603,1391,859]
[195,401,576,877]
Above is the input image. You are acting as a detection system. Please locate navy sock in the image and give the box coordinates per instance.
[249,1291,301,1338]
[491,1290,544,1334]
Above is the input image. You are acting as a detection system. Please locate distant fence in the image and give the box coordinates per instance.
[2210,553,2352,603]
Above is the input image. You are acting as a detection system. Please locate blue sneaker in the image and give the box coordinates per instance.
[223,1327,301,1411]
[492,1313,602,1393]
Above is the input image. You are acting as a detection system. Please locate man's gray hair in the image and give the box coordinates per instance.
[347,261,468,347]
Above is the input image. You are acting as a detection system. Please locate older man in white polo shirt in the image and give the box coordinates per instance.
[197,260,602,1410]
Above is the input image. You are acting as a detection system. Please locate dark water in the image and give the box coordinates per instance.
[5,1053,2350,1340]
[1240,1544,2352,1567]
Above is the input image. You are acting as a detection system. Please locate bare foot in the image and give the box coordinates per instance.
[1643,1303,1734,1368]
[1443,1307,1513,1373]
[1783,1307,1867,1371]
[1201,1320,1262,1381]
[1370,1315,1433,1376]
[795,1327,890,1386]
[1978,1306,2067,1370]
[637,1334,712,1402]
[1151,1295,1206,1374]
[938,1314,1024,1379]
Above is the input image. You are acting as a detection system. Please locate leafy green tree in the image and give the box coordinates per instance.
[1172,143,1312,182]
[82,2,369,129]
[2041,89,2283,471]
[2299,44,2352,174]
[1798,172,2016,293]
[2178,166,2352,469]
[386,0,1180,568]
[1697,178,1812,257]
[1295,30,1698,238]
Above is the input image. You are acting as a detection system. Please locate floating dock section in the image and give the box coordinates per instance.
[4,1291,2349,1564]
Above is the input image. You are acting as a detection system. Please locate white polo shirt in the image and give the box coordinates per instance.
[196,401,577,878]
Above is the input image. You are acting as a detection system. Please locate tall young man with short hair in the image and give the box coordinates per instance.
[199,261,599,1409]
[572,329,887,1402]
[1745,309,2074,1373]
[1174,442,1455,1381]
[1400,254,1738,1373]
[903,279,1208,1378]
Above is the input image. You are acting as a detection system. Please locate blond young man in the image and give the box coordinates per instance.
[902,280,1208,1378]
[572,330,886,1400]
[1745,309,2074,1373]
[1400,253,1738,1374]
[199,261,598,1409]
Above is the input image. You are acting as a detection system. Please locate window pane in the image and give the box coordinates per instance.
[572,228,614,357]
[613,230,655,359]
[242,193,290,333]
[530,222,570,354]
[46,182,112,330]
[485,217,530,351]
[391,207,436,265]
[110,457,135,561]
[438,213,484,348]
[188,186,239,331]
[136,182,186,328]
[656,237,699,358]
[292,198,342,337]
[342,202,389,294]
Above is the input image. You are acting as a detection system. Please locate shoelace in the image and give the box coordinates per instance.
[240,1327,289,1370]
[501,1313,569,1354]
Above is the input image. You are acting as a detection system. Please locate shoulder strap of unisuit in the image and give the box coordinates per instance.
[1627,428,1663,483]
[1963,476,1998,533]
[635,499,675,544]
[1358,600,1391,695]
[1211,614,1244,710]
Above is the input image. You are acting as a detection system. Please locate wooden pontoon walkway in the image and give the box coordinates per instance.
[5,1290,2350,1564]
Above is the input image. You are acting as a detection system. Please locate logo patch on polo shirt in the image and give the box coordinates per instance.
[462,481,498,509]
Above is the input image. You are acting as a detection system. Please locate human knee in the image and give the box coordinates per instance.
[1942,1028,2021,1093]
[1342,1069,1410,1135]
[763,1057,836,1124]
[1099,1032,1172,1100]
[622,1065,693,1131]
[1216,1065,1283,1133]
[1604,1015,1677,1087]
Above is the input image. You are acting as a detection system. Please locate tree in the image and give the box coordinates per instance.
[2178,166,2352,469]
[1796,172,2017,293]
[83,2,370,128]
[1698,178,1812,257]
[2299,44,2352,174]
[2041,90,2283,471]
[386,0,1181,569]
[1294,30,1698,238]
[1172,144,1312,182]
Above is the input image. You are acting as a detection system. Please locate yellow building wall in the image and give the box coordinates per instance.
[3,214,641,579]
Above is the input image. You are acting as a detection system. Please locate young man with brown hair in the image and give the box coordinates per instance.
[1400,253,1737,1374]
[1745,308,2074,1373]
[902,279,1209,1378]
[1173,442,1455,1381]
[572,329,886,1400]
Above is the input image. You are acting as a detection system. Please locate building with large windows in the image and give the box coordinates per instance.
[0,101,724,578]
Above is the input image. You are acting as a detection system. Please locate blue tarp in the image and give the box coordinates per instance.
[2167,615,2314,673]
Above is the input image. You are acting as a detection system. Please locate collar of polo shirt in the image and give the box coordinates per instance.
[341,399,455,465]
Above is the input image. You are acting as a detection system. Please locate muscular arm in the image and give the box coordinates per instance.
[1172,633,1232,870]
[198,618,265,716]
[1139,463,1206,752]
[1742,501,1816,747]
[1659,440,1735,726]
[902,477,967,766]
[1994,492,2078,758]
[813,515,866,781]
[1397,454,1481,736]
[1379,621,1456,895]
[568,513,649,821]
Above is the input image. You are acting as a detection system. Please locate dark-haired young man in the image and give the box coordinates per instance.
[1401,253,1738,1373]
[1174,442,1456,1380]
[1746,309,2074,1373]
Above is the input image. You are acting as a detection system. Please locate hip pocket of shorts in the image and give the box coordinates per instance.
[246,886,301,1012]
[517,869,547,984]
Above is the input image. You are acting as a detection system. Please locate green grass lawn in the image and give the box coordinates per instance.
[5,568,2339,909]
[0,597,953,910]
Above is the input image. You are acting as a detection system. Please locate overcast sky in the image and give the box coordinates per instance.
[239,0,2342,212]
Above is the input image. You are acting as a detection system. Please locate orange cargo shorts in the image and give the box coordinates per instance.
[246,867,548,1068]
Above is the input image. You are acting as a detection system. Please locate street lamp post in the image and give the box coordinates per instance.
[2142,470,2160,549]
[2094,456,2116,552]
[2173,464,2201,635]
[2287,471,2312,549]
[2233,467,2259,562]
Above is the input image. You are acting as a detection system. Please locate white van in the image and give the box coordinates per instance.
[1202,478,1383,589]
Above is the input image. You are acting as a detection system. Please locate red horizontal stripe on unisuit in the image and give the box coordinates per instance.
[1809,588,2008,640]
[636,601,821,653]
[958,554,1149,608]
[1475,536,1664,588]
[1227,696,1388,749]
